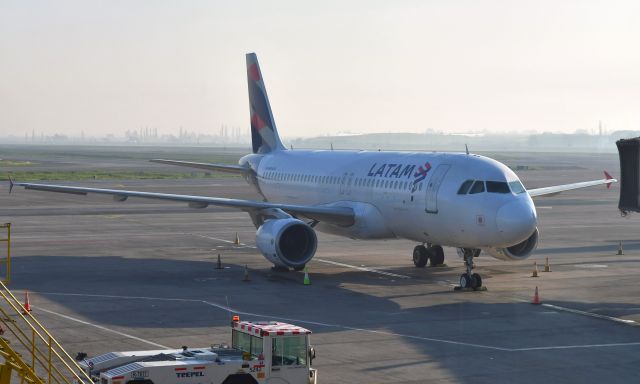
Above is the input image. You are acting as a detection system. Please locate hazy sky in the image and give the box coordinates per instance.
[1,0,639,138]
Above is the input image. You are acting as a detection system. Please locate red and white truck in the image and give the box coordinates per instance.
[78,317,317,384]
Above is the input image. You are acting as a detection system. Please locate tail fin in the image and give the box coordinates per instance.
[246,53,286,154]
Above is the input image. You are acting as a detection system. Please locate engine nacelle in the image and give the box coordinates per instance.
[256,218,318,268]
[483,228,539,261]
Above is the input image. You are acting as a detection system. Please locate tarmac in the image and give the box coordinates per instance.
[1,148,640,383]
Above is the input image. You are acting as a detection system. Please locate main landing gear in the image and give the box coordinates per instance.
[412,244,445,268]
[457,248,482,290]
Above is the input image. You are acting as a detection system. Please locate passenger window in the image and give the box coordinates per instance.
[486,181,510,193]
[457,180,474,194]
[469,181,485,194]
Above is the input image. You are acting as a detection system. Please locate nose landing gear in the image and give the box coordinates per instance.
[457,248,483,290]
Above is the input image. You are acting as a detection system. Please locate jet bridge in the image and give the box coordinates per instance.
[616,137,640,214]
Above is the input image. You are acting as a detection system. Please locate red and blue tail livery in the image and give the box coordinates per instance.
[246,53,286,154]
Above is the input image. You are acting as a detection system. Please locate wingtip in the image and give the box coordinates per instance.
[7,175,14,194]
[604,170,614,189]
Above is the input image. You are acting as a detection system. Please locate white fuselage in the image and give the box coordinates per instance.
[244,150,537,249]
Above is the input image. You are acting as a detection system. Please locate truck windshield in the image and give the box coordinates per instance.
[272,336,307,367]
[232,330,263,357]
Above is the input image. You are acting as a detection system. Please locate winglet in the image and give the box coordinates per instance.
[604,170,613,189]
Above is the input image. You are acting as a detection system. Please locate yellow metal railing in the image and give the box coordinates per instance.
[0,281,92,384]
[0,224,10,284]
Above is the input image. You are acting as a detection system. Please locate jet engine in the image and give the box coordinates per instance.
[482,228,539,261]
[256,218,318,269]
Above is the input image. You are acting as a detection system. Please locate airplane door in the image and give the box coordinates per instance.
[425,164,450,214]
[340,172,354,195]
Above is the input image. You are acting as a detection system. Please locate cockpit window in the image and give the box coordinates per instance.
[457,180,474,194]
[469,180,485,194]
[509,180,526,194]
[486,181,511,193]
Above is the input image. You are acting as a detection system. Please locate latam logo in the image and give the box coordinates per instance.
[413,162,432,183]
[366,162,432,183]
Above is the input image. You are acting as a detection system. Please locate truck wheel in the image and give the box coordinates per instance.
[222,373,258,384]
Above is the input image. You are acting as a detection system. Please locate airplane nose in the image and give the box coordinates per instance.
[496,200,537,244]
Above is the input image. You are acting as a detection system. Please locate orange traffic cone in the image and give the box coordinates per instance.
[23,291,32,314]
[532,286,541,305]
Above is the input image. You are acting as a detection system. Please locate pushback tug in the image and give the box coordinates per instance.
[79,317,317,384]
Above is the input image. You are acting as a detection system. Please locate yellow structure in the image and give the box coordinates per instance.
[0,281,91,384]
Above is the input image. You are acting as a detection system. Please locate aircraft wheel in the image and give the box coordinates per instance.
[430,246,445,266]
[413,245,429,268]
[459,273,472,289]
[471,273,482,288]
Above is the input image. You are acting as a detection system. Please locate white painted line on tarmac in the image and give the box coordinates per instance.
[511,296,638,327]
[190,233,410,278]
[511,341,640,351]
[193,232,410,279]
[35,306,171,349]
[35,291,640,352]
[315,258,410,279]
[198,301,509,351]
[36,292,202,303]
[541,303,638,326]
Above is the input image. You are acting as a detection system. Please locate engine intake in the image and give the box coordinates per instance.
[256,218,318,268]
[483,228,539,261]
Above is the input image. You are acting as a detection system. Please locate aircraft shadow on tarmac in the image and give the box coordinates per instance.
[7,255,640,383]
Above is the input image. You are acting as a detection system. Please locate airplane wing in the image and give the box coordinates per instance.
[8,179,354,226]
[527,171,617,198]
[150,159,248,174]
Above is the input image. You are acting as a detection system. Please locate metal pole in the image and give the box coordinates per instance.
[48,336,52,384]
[31,329,36,370]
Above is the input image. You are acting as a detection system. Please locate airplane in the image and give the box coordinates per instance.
[9,53,617,289]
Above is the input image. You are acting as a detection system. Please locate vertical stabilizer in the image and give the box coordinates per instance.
[246,53,286,154]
